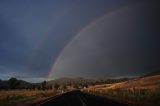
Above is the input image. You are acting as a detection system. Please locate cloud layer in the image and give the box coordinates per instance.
[50,2,160,78]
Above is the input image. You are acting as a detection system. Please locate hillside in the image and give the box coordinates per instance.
[89,71,160,92]
[0,79,33,89]
[47,77,94,86]
[142,70,160,77]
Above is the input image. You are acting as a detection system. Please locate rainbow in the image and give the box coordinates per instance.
[47,5,132,79]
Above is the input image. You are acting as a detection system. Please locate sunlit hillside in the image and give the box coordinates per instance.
[86,71,160,106]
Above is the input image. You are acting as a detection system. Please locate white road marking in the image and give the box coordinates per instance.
[77,95,87,106]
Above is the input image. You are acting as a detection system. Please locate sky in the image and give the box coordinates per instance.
[0,0,160,82]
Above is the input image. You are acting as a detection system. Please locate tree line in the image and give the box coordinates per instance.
[0,77,130,90]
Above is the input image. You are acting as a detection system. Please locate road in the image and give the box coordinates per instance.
[33,90,132,106]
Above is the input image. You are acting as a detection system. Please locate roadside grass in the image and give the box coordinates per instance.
[0,91,58,106]
[86,89,160,106]
[0,95,28,106]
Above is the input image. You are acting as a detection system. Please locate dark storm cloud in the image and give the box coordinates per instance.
[50,1,160,78]
[0,0,159,81]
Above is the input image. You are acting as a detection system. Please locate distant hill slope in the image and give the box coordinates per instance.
[90,71,160,92]
[0,79,33,88]
[47,77,94,86]
[109,75,160,91]
[142,70,160,77]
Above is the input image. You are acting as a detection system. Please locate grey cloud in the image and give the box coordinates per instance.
[50,2,160,78]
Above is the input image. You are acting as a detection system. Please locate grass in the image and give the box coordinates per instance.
[0,95,28,106]
[0,90,59,106]
[86,89,160,106]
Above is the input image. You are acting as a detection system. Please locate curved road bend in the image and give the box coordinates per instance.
[33,90,132,106]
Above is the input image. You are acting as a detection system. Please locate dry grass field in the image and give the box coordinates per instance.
[0,90,60,106]
[86,75,160,106]
[88,75,160,92]
[0,90,55,99]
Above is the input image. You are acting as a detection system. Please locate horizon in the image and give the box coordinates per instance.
[0,74,142,83]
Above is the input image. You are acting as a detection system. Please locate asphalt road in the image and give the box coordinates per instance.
[33,90,131,106]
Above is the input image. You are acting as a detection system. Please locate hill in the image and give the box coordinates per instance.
[142,70,160,77]
[88,71,160,92]
[0,79,33,89]
[47,77,94,86]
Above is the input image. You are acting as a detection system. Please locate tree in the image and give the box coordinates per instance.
[62,85,67,90]
[42,81,47,90]
[54,83,59,90]
[73,84,79,89]
[31,85,36,90]
[47,86,52,90]
[37,86,41,90]
[8,77,20,89]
